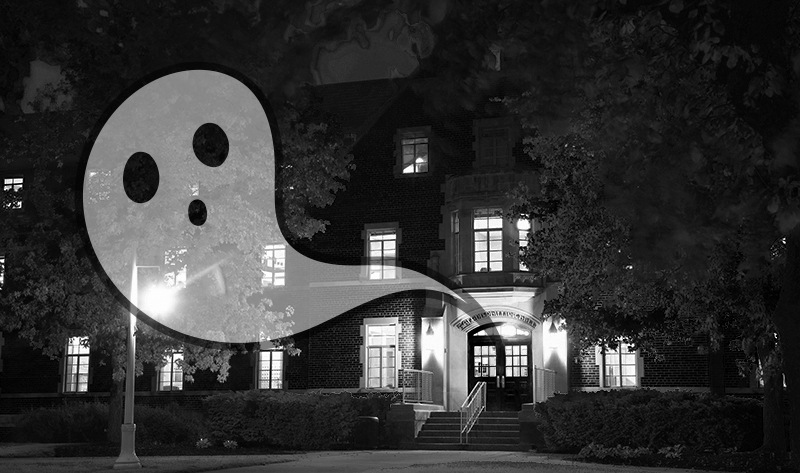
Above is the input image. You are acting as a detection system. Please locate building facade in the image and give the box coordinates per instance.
[0,78,760,418]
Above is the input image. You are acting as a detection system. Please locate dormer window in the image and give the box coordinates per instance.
[402,133,428,174]
[479,128,509,166]
[473,118,516,169]
[394,127,432,177]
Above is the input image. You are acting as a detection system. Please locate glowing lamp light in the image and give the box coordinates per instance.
[141,285,178,316]
[498,324,517,338]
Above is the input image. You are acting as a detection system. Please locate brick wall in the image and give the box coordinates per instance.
[640,335,710,388]
[287,293,426,389]
[569,345,599,388]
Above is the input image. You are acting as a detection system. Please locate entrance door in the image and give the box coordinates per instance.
[468,323,532,411]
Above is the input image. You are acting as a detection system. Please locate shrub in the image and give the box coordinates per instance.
[196,438,212,449]
[134,404,207,445]
[14,402,108,443]
[223,439,238,449]
[579,442,651,460]
[203,390,399,449]
[535,390,762,453]
[13,402,208,445]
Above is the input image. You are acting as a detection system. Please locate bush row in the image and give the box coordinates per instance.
[534,390,762,453]
[13,402,205,445]
[203,390,400,449]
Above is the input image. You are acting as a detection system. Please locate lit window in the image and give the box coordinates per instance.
[479,128,509,167]
[258,349,284,389]
[368,230,397,280]
[401,133,429,174]
[473,345,496,378]
[64,337,90,393]
[3,177,23,209]
[164,249,187,288]
[158,351,184,391]
[473,208,503,272]
[262,244,286,287]
[366,324,396,388]
[602,342,638,388]
[0,254,4,289]
[517,218,531,271]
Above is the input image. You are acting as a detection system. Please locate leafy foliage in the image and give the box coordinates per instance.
[535,390,762,453]
[13,402,205,445]
[203,390,399,449]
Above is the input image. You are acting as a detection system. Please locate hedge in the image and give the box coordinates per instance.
[203,390,400,449]
[535,390,762,453]
[13,402,206,445]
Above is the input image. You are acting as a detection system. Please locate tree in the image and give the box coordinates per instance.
[409,0,798,459]
[0,0,356,443]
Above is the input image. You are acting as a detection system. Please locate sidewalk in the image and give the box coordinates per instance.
[0,443,293,473]
[0,444,734,473]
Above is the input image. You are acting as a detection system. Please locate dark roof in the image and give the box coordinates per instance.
[311,78,409,141]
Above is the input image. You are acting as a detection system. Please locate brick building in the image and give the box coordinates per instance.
[0,77,761,417]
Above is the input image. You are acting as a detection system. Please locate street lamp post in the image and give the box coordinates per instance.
[115,252,162,469]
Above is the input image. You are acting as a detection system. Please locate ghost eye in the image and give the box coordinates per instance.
[193,123,228,167]
[123,151,159,203]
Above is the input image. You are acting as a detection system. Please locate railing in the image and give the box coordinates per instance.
[459,381,486,444]
[399,369,433,404]
[532,366,557,402]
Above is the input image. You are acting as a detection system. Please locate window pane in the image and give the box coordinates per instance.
[622,376,637,386]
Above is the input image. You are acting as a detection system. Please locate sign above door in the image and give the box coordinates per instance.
[452,308,539,332]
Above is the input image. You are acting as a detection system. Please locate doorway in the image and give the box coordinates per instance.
[468,322,532,411]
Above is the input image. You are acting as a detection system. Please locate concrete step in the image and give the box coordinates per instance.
[480,411,519,418]
[421,423,518,432]
[412,443,527,452]
[474,417,519,425]
[415,410,523,452]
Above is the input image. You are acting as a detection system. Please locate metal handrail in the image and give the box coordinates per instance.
[399,368,434,403]
[459,381,486,444]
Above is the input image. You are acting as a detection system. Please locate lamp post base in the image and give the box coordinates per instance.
[114,423,141,469]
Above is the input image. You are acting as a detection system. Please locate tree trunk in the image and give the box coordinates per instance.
[757,341,786,456]
[772,229,800,468]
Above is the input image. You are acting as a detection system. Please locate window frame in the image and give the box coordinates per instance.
[257,345,285,390]
[516,217,532,271]
[473,208,504,273]
[596,342,643,389]
[472,117,516,169]
[393,126,432,177]
[0,254,5,290]
[261,243,286,287]
[157,350,184,392]
[362,223,401,281]
[63,336,90,394]
[3,176,23,210]
[451,211,462,275]
[361,317,400,390]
